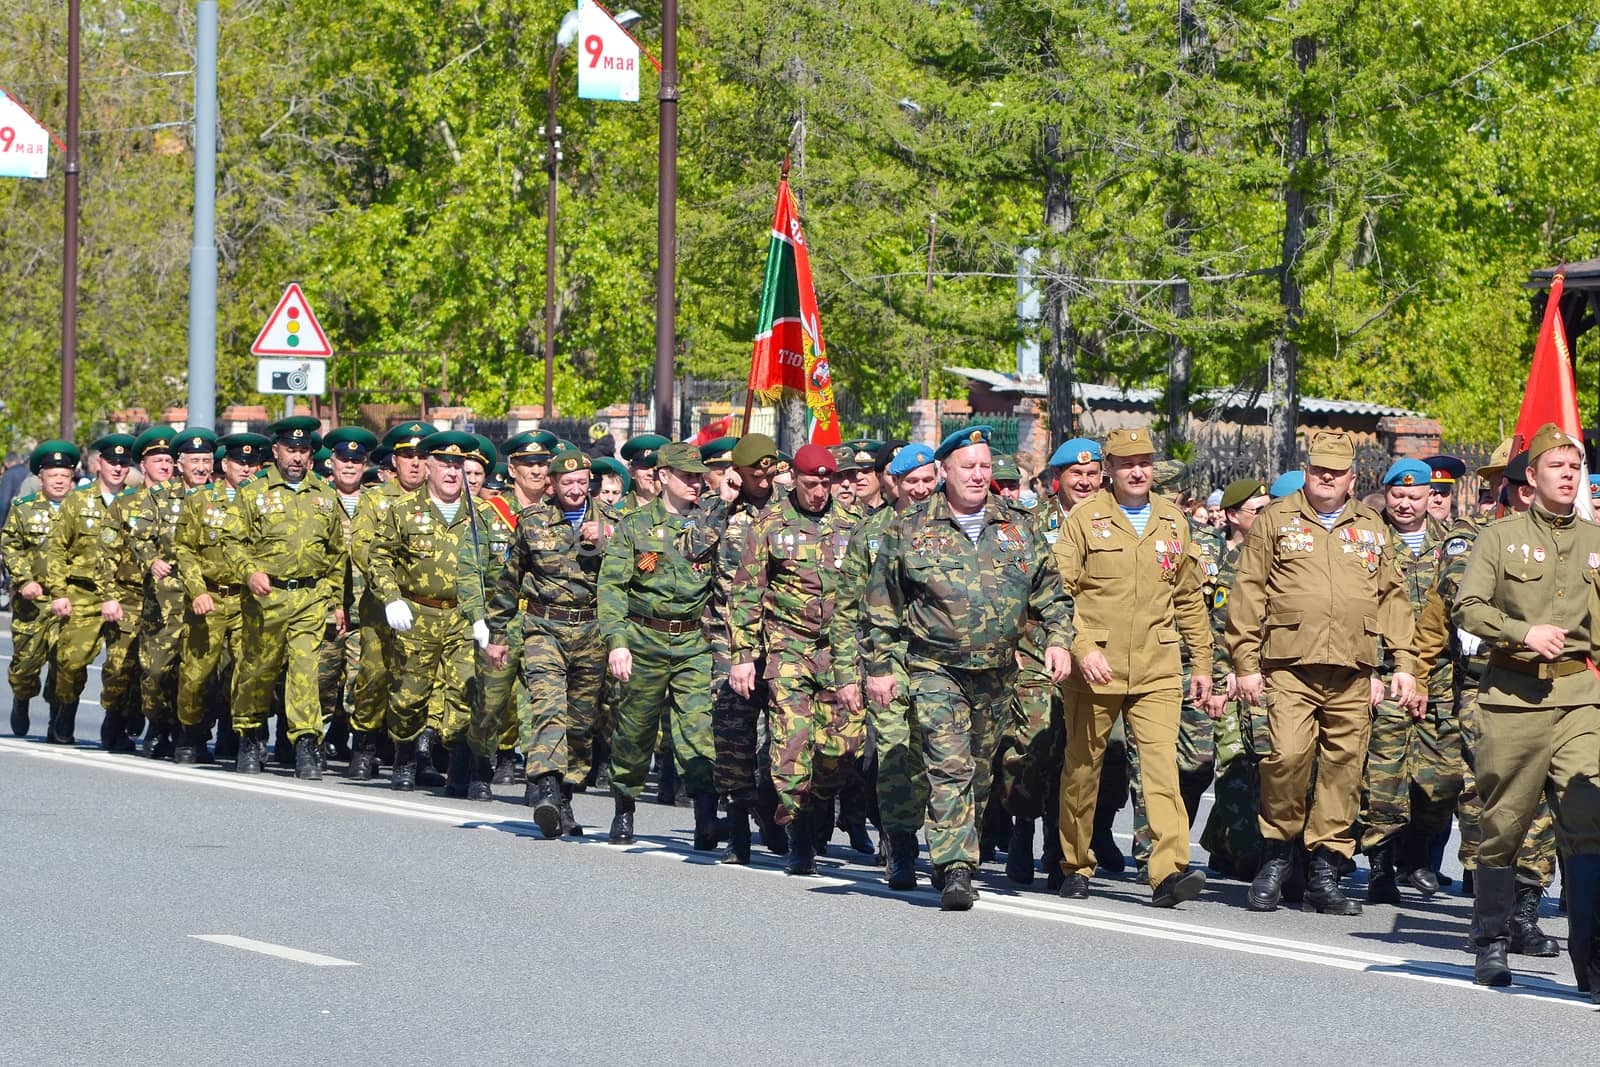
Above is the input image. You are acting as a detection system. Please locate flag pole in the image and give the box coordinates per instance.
[742,152,792,436]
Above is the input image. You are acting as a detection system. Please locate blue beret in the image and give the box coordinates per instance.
[1269,471,1304,499]
[1381,458,1433,488]
[886,443,936,477]
[934,424,993,462]
[1049,437,1101,468]
[1588,474,1600,493]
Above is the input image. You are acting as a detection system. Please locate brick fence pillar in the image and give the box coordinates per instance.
[1013,398,1049,480]
[1377,416,1442,460]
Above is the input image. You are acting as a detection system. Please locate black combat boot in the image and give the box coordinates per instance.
[940,864,978,911]
[213,714,238,763]
[347,730,379,781]
[719,802,752,865]
[1281,840,1309,904]
[754,803,788,856]
[608,795,636,844]
[1090,825,1125,874]
[321,717,351,763]
[10,697,28,738]
[1397,821,1440,895]
[1506,881,1560,957]
[173,723,205,765]
[1365,837,1402,904]
[492,750,517,785]
[390,739,418,791]
[146,721,178,760]
[294,735,322,780]
[1563,854,1600,999]
[839,810,875,856]
[445,743,474,798]
[467,756,496,802]
[235,733,264,774]
[1152,868,1207,908]
[1006,818,1036,885]
[812,795,835,856]
[655,754,678,806]
[557,782,583,836]
[1303,847,1362,915]
[414,727,445,786]
[1470,864,1516,986]
[885,831,919,890]
[272,713,293,768]
[1248,838,1293,912]
[692,792,719,852]
[46,701,79,745]
[531,774,562,838]
[785,809,817,876]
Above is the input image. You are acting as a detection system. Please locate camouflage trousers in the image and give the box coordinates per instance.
[1128,681,1215,871]
[317,619,359,728]
[910,661,1013,871]
[712,653,770,806]
[870,662,927,834]
[176,594,242,727]
[232,587,327,741]
[997,669,1059,822]
[607,624,715,800]
[465,616,523,761]
[349,598,393,734]
[1199,700,1273,880]
[7,596,58,702]
[1060,685,1191,888]
[138,588,187,727]
[768,648,864,818]
[1358,696,1464,851]
[512,616,605,784]
[54,592,139,717]
[1456,685,1557,886]
[385,601,473,744]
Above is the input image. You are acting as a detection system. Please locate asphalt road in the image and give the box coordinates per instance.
[1,620,1595,1065]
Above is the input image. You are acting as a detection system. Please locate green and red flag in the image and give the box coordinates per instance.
[747,174,841,446]
[1514,268,1592,519]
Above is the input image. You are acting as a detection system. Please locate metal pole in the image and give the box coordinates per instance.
[185,0,219,430]
[544,46,563,421]
[652,0,678,438]
[61,0,81,440]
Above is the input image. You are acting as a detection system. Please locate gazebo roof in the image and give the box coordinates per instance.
[1526,258,1600,291]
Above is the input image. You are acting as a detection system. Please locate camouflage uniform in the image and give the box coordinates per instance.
[173,481,247,729]
[833,505,926,834]
[102,481,193,734]
[597,497,720,800]
[348,479,409,736]
[49,484,141,729]
[483,497,613,783]
[864,492,1073,873]
[223,467,347,741]
[366,488,493,743]
[2,493,63,713]
[457,496,521,766]
[729,492,860,818]
[703,492,777,807]
[317,490,366,736]
[997,501,1066,822]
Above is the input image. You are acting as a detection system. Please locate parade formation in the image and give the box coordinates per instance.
[4,416,1599,1004]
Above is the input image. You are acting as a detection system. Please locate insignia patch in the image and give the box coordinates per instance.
[637,551,660,573]
[1445,537,1469,556]
[1533,546,1545,563]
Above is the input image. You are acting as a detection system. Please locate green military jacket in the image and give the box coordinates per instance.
[1456,504,1600,709]
[728,492,859,670]
[702,492,778,667]
[1227,491,1418,677]
[1382,513,1453,698]
[174,481,248,600]
[456,494,519,627]
[864,491,1073,675]
[481,496,617,639]
[350,478,411,622]
[598,496,720,650]
[367,488,495,608]
[102,480,195,622]
[46,482,132,602]
[830,502,898,690]
[1,492,63,590]
[222,466,346,602]
[1208,540,1245,684]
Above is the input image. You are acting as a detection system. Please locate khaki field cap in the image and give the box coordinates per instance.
[730,433,778,470]
[1306,431,1355,472]
[1527,422,1583,464]
[1219,477,1268,511]
[1102,426,1155,458]
[656,441,710,474]
[1477,436,1515,482]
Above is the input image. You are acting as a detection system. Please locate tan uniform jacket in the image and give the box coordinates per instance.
[1227,490,1417,677]
[1052,489,1212,694]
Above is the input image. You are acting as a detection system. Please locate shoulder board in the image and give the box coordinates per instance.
[15,492,37,505]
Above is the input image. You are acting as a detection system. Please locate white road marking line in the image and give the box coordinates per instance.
[6,739,1591,1012]
[190,934,358,967]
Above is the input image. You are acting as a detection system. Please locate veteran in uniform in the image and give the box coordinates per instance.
[3,440,79,737]
[316,426,379,760]
[1455,423,1600,996]
[1228,431,1418,916]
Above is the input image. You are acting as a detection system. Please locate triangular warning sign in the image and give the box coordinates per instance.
[250,283,332,358]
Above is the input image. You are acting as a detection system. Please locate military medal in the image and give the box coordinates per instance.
[637,551,660,572]
[1533,546,1545,562]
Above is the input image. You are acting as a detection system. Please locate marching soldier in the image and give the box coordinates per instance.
[3,440,79,737]
[728,444,861,874]
[1051,427,1214,907]
[484,448,616,833]
[598,442,722,847]
[620,433,667,511]
[1228,431,1418,916]
[317,426,379,761]
[47,433,138,748]
[172,433,268,763]
[700,436,736,499]
[223,416,348,778]
[864,426,1073,910]
[366,431,495,791]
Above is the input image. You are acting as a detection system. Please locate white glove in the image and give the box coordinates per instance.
[1456,628,1483,657]
[385,600,415,633]
[472,620,491,650]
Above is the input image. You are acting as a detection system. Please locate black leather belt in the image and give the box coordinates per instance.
[523,600,597,623]
[269,576,318,591]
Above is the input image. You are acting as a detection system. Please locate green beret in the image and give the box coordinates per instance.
[1219,477,1269,511]
[29,439,80,475]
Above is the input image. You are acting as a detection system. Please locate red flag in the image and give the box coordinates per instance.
[688,415,732,447]
[1515,270,1593,519]
[747,174,841,446]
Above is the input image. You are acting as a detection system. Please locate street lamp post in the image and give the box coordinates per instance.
[652,0,678,439]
